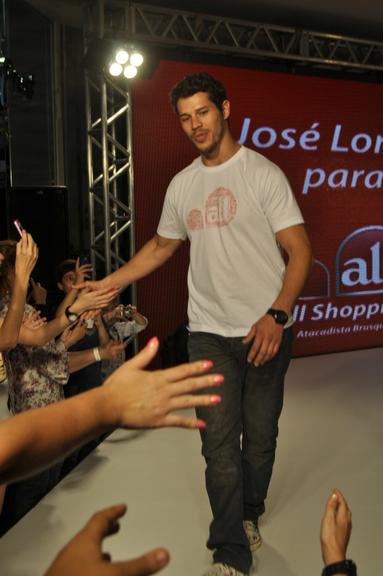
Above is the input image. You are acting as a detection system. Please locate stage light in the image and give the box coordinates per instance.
[115,49,129,65]
[105,45,145,80]
[130,51,144,67]
[108,62,123,77]
[123,65,137,79]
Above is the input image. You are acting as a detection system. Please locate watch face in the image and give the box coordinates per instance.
[268,308,289,325]
[276,310,289,325]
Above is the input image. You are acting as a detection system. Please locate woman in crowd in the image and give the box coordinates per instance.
[0,238,118,531]
[0,230,38,515]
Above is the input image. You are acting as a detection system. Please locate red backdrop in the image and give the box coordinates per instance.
[132,59,383,359]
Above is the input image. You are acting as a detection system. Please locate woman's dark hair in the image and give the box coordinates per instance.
[0,240,17,296]
[170,72,227,113]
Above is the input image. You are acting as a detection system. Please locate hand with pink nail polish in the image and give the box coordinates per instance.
[101,337,223,429]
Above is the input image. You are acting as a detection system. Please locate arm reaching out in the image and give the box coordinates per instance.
[18,286,119,347]
[0,337,222,484]
[76,235,183,291]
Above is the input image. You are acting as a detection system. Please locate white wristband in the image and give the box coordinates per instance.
[93,347,101,362]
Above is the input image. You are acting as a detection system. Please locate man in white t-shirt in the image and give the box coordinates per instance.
[85,72,312,576]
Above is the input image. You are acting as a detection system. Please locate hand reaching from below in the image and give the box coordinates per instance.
[320,489,352,566]
[44,504,170,576]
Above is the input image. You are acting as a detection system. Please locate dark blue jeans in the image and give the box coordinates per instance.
[188,328,293,573]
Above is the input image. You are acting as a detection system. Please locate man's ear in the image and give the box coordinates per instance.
[222,99,230,120]
[57,282,64,292]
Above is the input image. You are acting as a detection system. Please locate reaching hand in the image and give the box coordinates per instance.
[74,257,93,284]
[242,315,283,366]
[320,489,352,566]
[30,277,47,305]
[44,504,170,576]
[72,287,120,315]
[60,320,87,349]
[14,230,39,289]
[22,310,47,330]
[100,340,126,360]
[102,304,126,324]
[102,336,223,429]
[74,278,109,292]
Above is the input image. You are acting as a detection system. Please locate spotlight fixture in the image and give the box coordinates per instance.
[123,65,138,79]
[115,49,129,65]
[107,45,144,80]
[130,52,144,67]
[108,62,123,77]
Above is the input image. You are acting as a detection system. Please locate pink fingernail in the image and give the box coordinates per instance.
[202,360,213,369]
[213,374,224,383]
[210,395,222,404]
[196,420,206,429]
[147,336,158,348]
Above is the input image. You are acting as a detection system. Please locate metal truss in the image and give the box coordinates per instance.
[85,72,135,275]
[101,1,383,73]
[84,0,136,302]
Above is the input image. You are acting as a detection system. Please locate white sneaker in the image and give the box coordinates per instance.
[203,563,248,576]
[243,520,262,552]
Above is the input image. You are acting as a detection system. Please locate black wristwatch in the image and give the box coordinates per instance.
[266,308,289,326]
[322,559,357,576]
[65,306,79,324]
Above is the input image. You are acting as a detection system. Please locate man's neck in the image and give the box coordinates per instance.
[201,134,241,167]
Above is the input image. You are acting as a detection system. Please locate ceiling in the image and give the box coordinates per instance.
[25,0,383,42]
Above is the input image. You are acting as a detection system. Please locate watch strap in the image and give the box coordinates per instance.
[65,305,79,323]
[322,559,357,576]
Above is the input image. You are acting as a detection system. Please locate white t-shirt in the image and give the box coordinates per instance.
[157,146,304,337]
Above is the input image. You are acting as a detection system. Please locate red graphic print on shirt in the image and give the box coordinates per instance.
[186,187,237,231]
[187,209,204,231]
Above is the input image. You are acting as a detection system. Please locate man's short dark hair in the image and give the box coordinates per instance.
[170,72,227,113]
[56,259,76,284]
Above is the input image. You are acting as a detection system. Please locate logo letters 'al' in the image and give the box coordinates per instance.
[336,226,383,296]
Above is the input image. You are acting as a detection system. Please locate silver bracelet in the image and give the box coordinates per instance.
[92,347,101,362]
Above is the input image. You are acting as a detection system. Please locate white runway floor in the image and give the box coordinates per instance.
[0,346,382,575]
